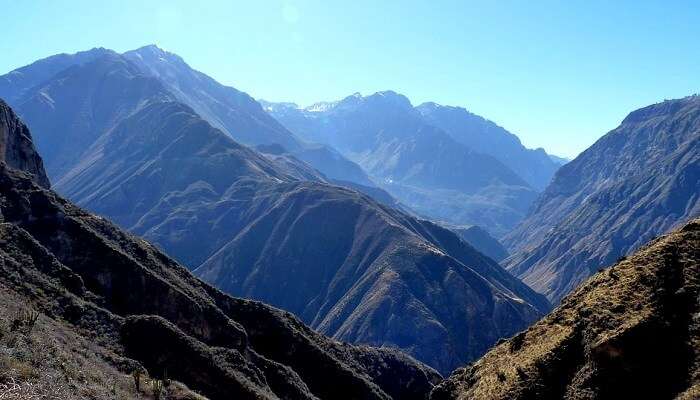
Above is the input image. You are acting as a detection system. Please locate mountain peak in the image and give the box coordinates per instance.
[370,90,413,108]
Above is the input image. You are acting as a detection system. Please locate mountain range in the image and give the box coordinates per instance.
[2,43,699,400]
[263,93,562,236]
[503,95,700,303]
[0,46,550,374]
[0,98,440,399]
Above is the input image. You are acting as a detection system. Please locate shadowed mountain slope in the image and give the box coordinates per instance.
[446,225,509,263]
[504,96,700,303]
[0,51,550,374]
[432,217,700,400]
[0,99,440,400]
[264,93,538,236]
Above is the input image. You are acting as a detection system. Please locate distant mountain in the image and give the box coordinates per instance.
[264,93,539,237]
[548,153,570,166]
[0,100,440,400]
[0,49,550,374]
[0,47,114,103]
[503,96,700,303]
[123,45,380,190]
[2,45,381,201]
[416,102,559,190]
[446,225,509,262]
[432,218,700,399]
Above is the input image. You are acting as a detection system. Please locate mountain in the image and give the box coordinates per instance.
[122,45,380,190]
[264,93,539,237]
[1,46,381,201]
[432,217,700,400]
[0,47,114,104]
[0,50,550,374]
[548,154,570,166]
[503,96,700,303]
[0,100,440,400]
[446,225,509,262]
[416,102,559,190]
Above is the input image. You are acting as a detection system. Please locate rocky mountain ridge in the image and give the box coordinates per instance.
[504,95,700,303]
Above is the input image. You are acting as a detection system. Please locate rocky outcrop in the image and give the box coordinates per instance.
[0,99,49,188]
[432,218,700,399]
[504,95,700,303]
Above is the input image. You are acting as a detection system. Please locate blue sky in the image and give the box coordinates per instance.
[2,1,699,158]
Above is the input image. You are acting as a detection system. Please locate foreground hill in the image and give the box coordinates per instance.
[504,95,700,303]
[0,97,440,399]
[264,93,538,236]
[433,217,700,399]
[0,51,550,374]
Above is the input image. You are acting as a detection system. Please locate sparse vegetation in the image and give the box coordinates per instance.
[132,369,142,392]
[10,308,39,335]
[152,378,164,400]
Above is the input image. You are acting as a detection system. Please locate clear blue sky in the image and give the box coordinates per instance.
[2,1,699,158]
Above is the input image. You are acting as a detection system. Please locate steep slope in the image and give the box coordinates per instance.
[122,45,379,190]
[0,47,114,103]
[0,100,440,400]
[265,93,538,236]
[0,99,49,188]
[8,51,175,180]
[432,218,700,400]
[504,96,700,303]
[416,102,559,190]
[446,225,509,263]
[123,45,301,151]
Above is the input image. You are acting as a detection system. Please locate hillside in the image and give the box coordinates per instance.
[446,225,509,262]
[0,94,440,400]
[504,96,700,303]
[432,217,700,399]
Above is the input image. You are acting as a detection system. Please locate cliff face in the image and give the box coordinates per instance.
[504,96,700,303]
[0,99,49,188]
[432,218,700,400]
[0,102,440,399]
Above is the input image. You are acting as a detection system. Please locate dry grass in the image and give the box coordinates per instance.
[0,288,208,399]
